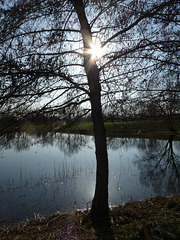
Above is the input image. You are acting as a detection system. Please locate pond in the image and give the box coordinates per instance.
[0,132,180,226]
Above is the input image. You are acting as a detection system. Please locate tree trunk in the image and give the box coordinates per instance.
[88,63,109,223]
[72,0,109,222]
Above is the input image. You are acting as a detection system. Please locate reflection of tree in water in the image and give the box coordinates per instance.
[0,132,89,156]
[0,132,33,152]
[135,136,180,195]
[55,133,89,156]
[107,137,157,152]
[107,137,127,150]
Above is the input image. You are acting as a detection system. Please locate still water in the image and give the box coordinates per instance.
[0,132,180,225]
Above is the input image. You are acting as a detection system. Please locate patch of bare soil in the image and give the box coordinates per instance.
[0,195,179,240]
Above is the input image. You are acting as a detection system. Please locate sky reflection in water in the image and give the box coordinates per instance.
[0,133,180,225]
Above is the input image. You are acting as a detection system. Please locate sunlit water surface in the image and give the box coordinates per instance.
[0,133,179,225]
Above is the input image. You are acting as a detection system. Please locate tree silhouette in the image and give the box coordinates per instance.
[0,0,179,223]
[135,136,180,195]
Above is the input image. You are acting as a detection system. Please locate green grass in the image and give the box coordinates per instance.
[70,119,180,139]
[105,120,175,131]
[1,119,180,139]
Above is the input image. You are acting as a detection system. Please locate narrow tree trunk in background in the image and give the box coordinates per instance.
[72,0,109,222]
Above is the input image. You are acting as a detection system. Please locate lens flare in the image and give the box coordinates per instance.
[89,43,103,60]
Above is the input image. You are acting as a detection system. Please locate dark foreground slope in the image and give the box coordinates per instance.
[0,195,179,240]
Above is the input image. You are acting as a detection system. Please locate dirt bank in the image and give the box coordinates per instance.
[0,195,179,239]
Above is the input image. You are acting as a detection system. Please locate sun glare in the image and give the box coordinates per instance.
[89,42,103,60]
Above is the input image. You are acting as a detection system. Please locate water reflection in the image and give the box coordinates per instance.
[0,133,180,226]
[0,133,95,225]
[135,136,180,194]
[55,133,90,156]
[0,132,89,155]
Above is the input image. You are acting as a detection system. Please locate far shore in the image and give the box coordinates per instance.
[1,119,180,140]
[60,119,180,140]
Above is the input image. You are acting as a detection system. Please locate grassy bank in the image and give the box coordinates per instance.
[68,119,180,139]
[0,195,179,239]
[1,119,180,140]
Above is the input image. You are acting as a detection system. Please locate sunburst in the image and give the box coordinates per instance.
[89,42,103,61]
